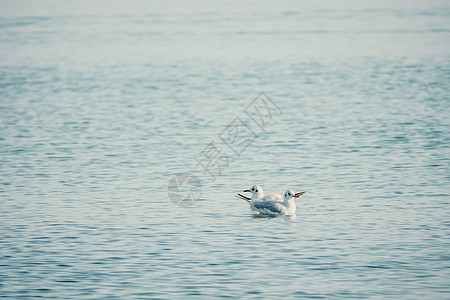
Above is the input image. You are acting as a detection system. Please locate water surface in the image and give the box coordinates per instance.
[1,0,449,298]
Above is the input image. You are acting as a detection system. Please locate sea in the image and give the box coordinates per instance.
[1,0,449,298]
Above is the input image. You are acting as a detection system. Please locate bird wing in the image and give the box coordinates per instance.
[236,193,253,206]
[262,193,283,202]
[252,201,285,214]
[235,193,251,201]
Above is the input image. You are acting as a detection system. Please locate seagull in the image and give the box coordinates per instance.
[241,189,306,216]
[235,184,283,202]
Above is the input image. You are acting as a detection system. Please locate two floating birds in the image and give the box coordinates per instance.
[236,184,306,216]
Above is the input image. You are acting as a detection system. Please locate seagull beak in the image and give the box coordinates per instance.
[294,191,307,197]
[243,189,251,192]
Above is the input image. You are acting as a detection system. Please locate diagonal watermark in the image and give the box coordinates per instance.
[167,172,202,207]
[168,92,283,207]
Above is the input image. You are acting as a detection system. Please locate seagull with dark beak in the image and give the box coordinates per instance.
[240,189,307,216]
[236,184,283,202]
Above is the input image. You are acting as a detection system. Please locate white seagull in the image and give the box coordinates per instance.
[236,184,283,202]
[241,189,306,216]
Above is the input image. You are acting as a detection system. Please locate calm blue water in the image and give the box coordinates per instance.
[1,1,449,298]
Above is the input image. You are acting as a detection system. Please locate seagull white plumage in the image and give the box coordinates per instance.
[241,189,306,216]
[236,184,283,202]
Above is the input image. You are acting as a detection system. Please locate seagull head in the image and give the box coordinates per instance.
[243,185,264,199]
[284,190,307,200]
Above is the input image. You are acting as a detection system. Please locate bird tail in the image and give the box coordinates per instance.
[235,193,252,204]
